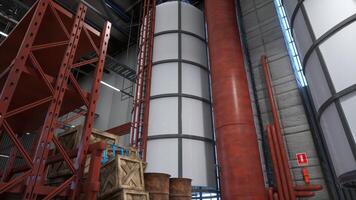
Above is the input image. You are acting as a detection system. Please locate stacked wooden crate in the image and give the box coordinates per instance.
[98,154,149,200]
[47,126,119,180]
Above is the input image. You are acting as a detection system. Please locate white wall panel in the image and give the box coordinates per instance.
[341,93,356,141]
[293,12,313,61]
[304,0,356,37]
[182,98,212,139]
[182,34,208,67]
[152,34,178,62]
[146,139,179,177]
[304,52,332,110]
[148,98,178,136]
[182,139,216,187]
[181,3,205,38]
[319,22,356,92]
[320,104,356,177]
[182,63,209,99]
[151,63,178,95]
[155,2,178,33]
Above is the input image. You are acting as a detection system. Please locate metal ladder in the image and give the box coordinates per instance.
[130,0,156,161]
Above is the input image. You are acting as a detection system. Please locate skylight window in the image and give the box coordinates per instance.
[273,0,307,87]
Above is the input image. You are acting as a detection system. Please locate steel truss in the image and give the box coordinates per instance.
[0,0,111,199]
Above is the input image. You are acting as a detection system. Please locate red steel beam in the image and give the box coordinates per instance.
[204,0,266,199]
[106,122,131,136]
[0,0,110,199]
[71,21,111,199]
[23,4,88,199]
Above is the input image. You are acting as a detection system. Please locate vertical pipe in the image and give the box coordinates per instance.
[271,125,290,200]
[261,55,296,200]
[204,0,266,199]
[267,125,286,200]
[268,188,274,200]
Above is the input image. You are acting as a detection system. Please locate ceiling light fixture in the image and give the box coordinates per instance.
[100,81,121,92]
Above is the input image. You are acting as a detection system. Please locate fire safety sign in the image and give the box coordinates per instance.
[296,152,308,166]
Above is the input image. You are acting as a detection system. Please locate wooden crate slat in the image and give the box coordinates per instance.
[99,155,145,196]
[47,126,119,179]
[100,189,149,200]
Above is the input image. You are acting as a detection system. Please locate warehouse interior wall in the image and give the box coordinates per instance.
[79,45,137,145]
[237,0,330,199]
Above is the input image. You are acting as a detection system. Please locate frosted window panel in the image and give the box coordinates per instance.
[182,63,209,99]
[146,139,178,177]
[304,0,356,38]
[155,2,178,33]
[182,98,213,139]
[320,104,356,177]
[151,63,178,95]
[319,22,356,92]
[181,2,205,38]
[153,34,178,62]
[341,92,356,141]
[304,52,332,110]
[181,34,208,67]
[182,139,216,188]
[148,98,178,135]
[293,12,313,61]
[283,0,298,21]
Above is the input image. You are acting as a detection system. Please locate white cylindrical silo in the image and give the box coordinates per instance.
[284,0,356,187]
[146,1,217,190]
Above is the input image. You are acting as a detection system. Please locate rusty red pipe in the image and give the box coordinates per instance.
[267,125,286,200]
[205,0,266,199]
[271,125,292,200]
[295,191,315,197]
[261,55,296,200]
[268,188,274,200]
[294,185,323,191]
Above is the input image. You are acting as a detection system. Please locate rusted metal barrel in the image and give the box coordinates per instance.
[169,178,192,200]
[144,173,170,200]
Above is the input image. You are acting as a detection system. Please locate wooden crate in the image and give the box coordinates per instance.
[47,126,119,179]
[56,126,119,150]
[100,189,149,200]
[99,156,145,196]
[106,145,139,159]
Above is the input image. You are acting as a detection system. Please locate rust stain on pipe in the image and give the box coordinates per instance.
[204,0,266,199]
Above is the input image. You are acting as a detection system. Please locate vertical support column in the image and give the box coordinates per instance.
[83,142,106,200]
[72,21,111,199]
[204,0,266,199]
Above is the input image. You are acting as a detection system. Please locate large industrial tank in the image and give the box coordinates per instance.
[145,1,217,190]
[284,0,356,187]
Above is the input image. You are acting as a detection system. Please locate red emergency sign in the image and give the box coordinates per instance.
[296,152,308,166]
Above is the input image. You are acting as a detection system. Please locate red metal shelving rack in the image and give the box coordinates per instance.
[0,0,111,199]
